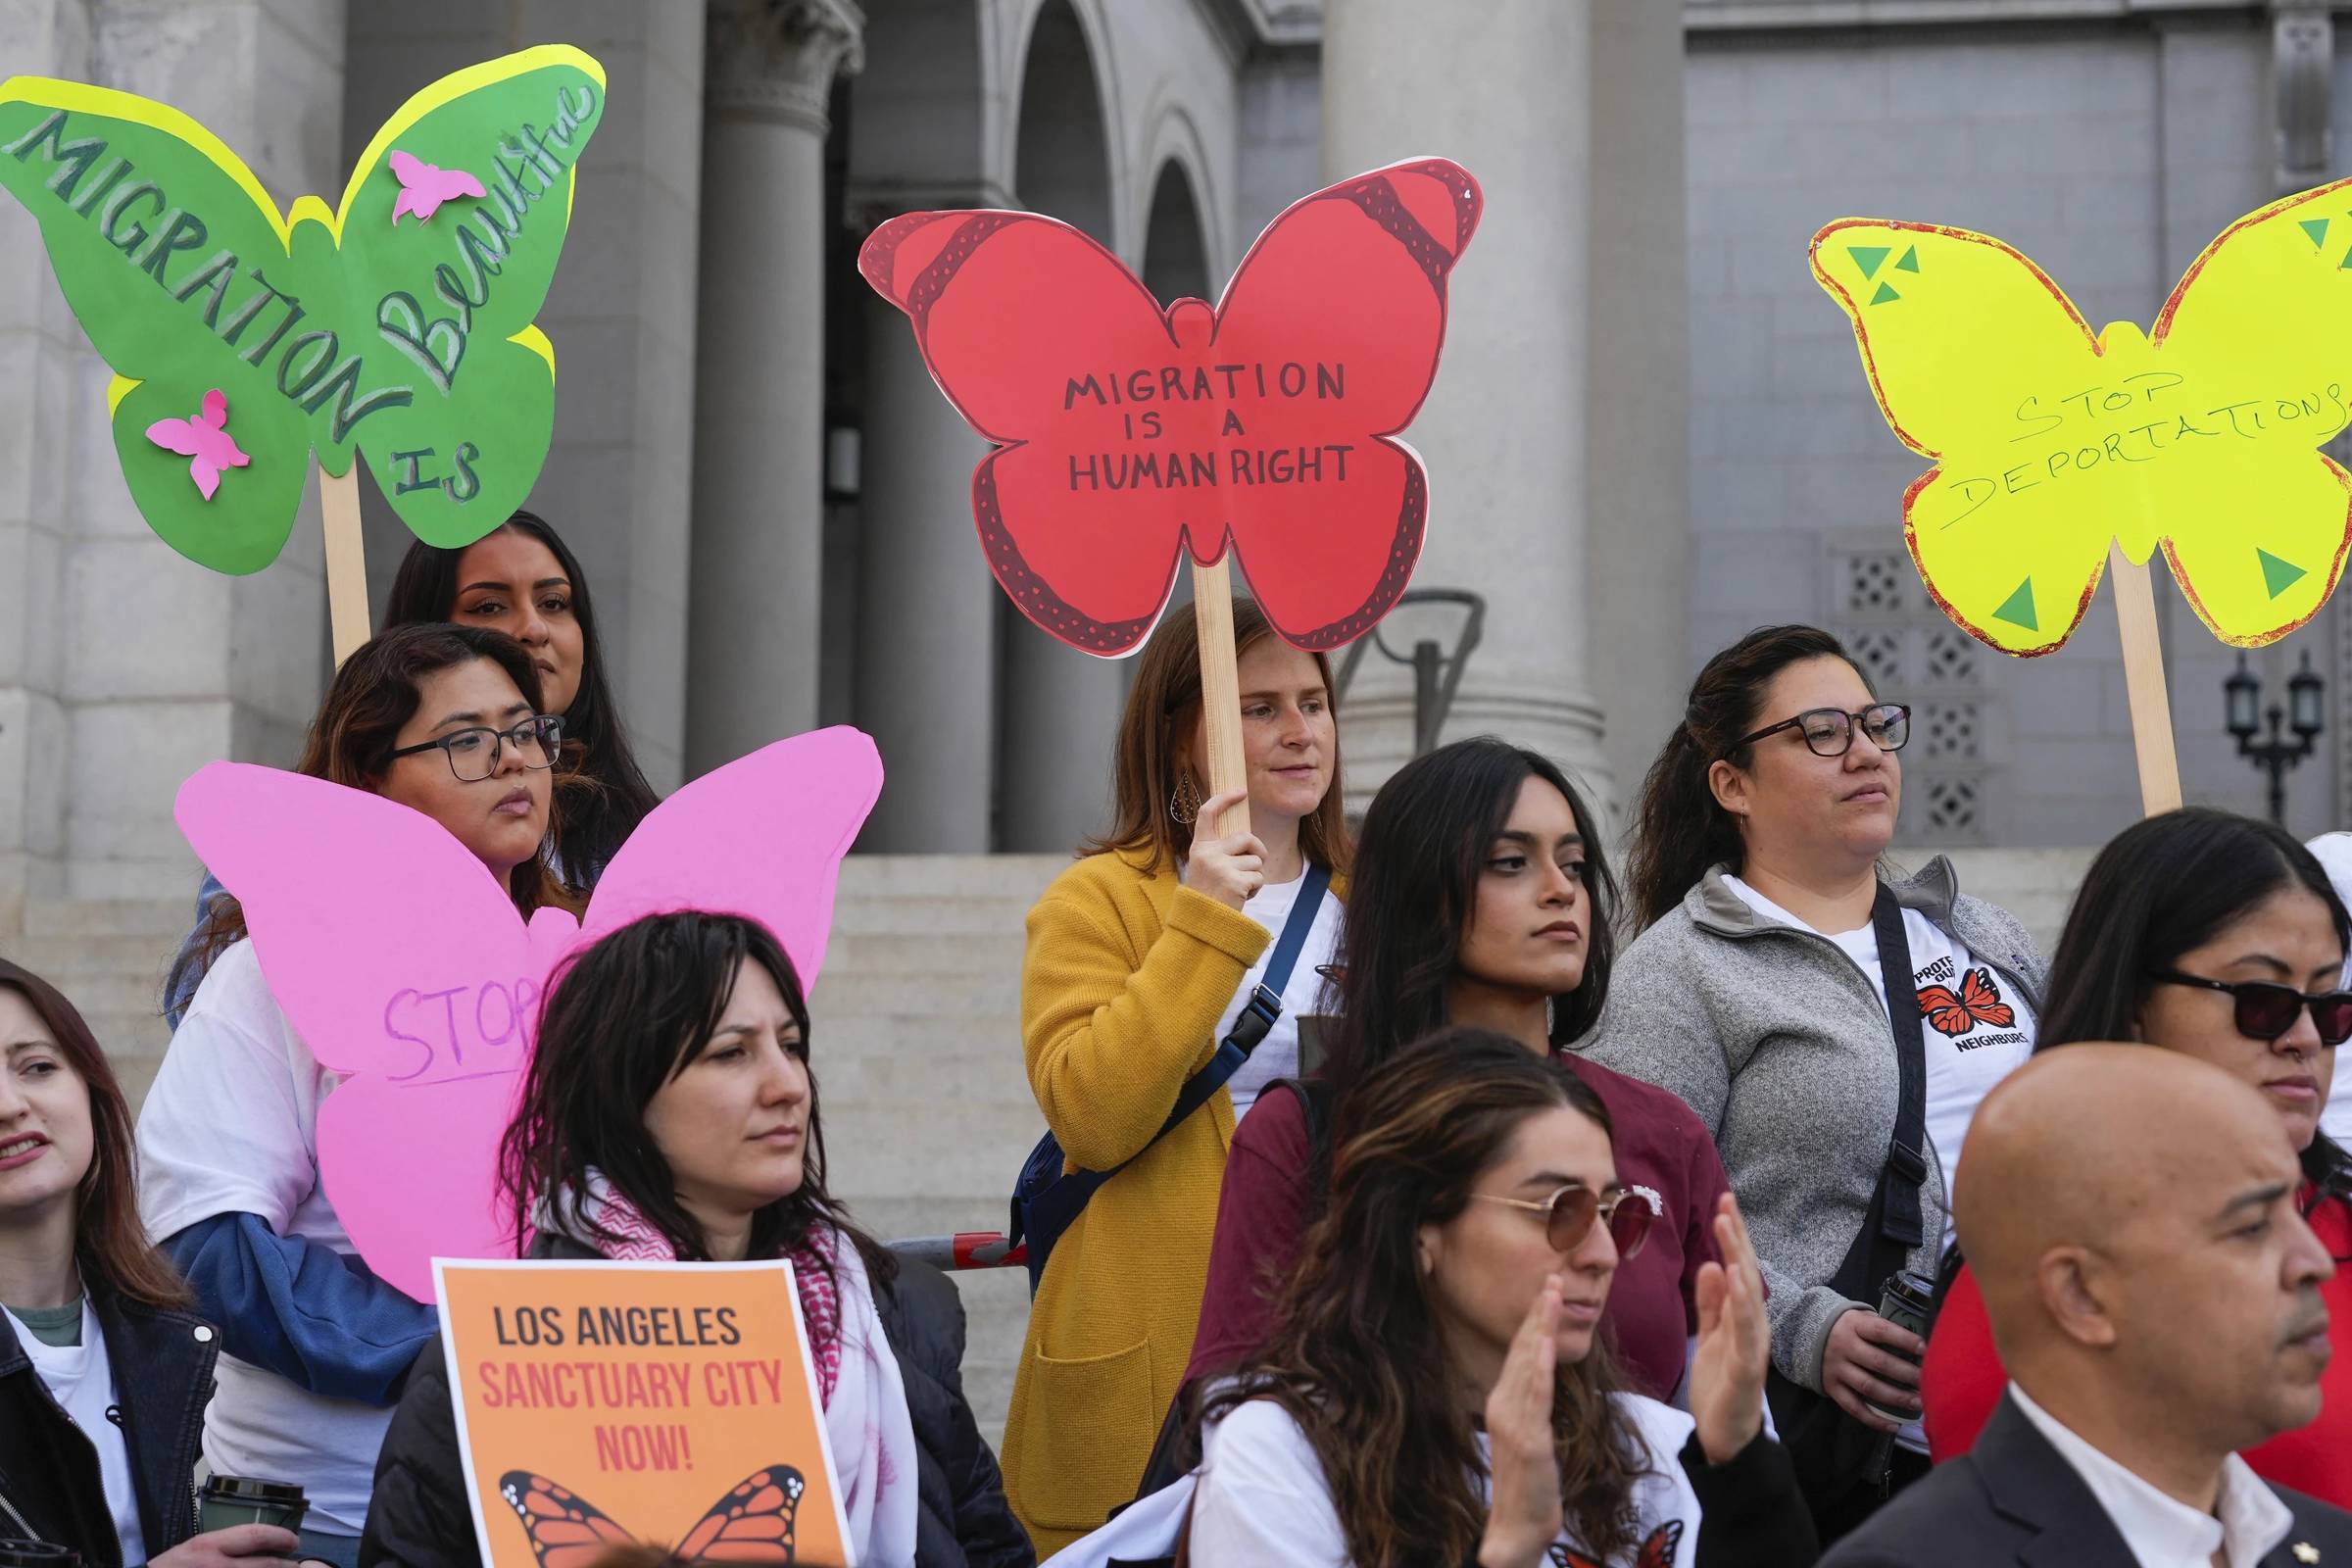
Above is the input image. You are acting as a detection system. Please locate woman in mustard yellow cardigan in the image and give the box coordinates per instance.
[1001,596,1351,1553]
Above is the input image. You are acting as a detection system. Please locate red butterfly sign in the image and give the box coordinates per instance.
[858,158,1484,656]
[1918,967,2017,1038]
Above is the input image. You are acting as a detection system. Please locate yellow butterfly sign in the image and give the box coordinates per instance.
[1811,185,2352,658]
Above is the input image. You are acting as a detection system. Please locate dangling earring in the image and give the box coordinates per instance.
[1169,772,1201,826]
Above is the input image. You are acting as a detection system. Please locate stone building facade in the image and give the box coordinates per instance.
[4,0,2348,920]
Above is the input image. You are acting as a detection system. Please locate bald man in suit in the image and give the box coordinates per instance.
[1823,1046,2347,1568]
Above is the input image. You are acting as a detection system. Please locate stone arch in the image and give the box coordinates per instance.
[1141,159,1210,303]
[1011,0,1115,244]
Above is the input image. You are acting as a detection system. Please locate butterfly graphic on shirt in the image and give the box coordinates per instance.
[499,1466,804,1566]
[1916,966,2017,1037]
[858,158,1482,657]
[1551,1518,1683,1568]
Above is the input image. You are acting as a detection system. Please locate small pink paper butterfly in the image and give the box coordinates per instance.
[145,388,249,500]
[389,149,486,224]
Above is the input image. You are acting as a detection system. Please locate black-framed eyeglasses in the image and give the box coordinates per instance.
[1472,1183,1656,1260]
[388,714,564,783]
[2147,968,2352,1048]
[1724,703,1910,760]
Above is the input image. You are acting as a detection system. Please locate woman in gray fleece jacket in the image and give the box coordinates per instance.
[1586,625,2046,1531]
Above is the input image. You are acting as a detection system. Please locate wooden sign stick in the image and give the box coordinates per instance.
[2107,542,2183,816]
[319,465,371,667]
[1191,555,1252,839]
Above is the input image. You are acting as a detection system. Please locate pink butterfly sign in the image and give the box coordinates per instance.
[389,148,486,224]
[144,388,249,500]
[172,727,885,1299]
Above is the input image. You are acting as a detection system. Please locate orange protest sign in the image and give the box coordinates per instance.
[436,1257,855,1566]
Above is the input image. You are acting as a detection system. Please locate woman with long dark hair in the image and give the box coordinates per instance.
[1003,596,1350,1552]
[1190,737,1735,1406]
[1190,1030,1813,1567]
[363,911,1031,1568]
[382,511,659,885]
[1920,808,2352,1506]
[138,623,568,1565]
[1,959,308,1566]
[1591,624,2044,1538]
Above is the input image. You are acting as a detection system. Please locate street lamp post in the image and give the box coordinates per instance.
[2225,651,2326,825]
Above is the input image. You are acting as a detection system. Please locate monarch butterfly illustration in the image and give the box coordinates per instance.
[498,1466,805,1566]
[1552,1517,1684,1568]
[1917,966,2017,1037]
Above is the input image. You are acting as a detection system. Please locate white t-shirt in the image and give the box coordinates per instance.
[1207,868,1343,1119]
[135,938,400,1537]
[6,1298,148,1565]
[2299,832,2352,1147]
[1725,877,2035,1451]
[1191,1392,1704,1567]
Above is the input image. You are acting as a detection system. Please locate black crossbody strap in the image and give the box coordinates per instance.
[1101,861,1333,1186]
[1868,883,1931,1260]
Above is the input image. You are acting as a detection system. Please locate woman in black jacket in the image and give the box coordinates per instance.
[0,958,305,1567]
[361,911,1030,1568]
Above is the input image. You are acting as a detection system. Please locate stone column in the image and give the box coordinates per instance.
[999,619,1124,852]
[1584,0,1689,831]
[851,288,995,850]
[686,0,862,777]
[1321,0,1608,809]
[1,0,344,913]
[0,0,92,927]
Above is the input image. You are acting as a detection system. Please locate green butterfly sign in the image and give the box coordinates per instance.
[0,45,604,573]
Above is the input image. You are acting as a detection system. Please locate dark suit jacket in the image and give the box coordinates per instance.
[1822,1393,2352,1567]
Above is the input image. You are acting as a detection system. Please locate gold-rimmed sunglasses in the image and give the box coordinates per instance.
[1472,1183,1655,1259]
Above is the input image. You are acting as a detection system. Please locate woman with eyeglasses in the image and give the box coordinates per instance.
[166,513,657,1024]
[1919,808,2352,1506]
[1188,1030,1815,1567]
[1587,624,2045,1541]
[136,623,570,1565]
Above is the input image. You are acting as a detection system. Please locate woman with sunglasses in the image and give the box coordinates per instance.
[1588,625,2045,1539]
[1189,1030,1815,1567]
[138,624,569,1565]
[1919,808,2352,1506]
[1189,737,1735,1409]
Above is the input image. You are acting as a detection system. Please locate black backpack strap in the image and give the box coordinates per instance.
[1863,882,1931,1287]
[1137,861,1332,1157]
[1012,861,1338,1270]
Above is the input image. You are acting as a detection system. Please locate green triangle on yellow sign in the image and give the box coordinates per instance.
[1871,282,1900,305]
[1992,577,2037,631]
[2258,548,2308,599]
[2303,218,2332,249]
[1895,245,1920,271]
[1851,245,1892,278]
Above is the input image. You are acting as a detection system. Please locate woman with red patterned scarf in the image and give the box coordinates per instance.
[360,911,1032,1568]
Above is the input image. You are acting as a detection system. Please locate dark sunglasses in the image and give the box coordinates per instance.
[1473,1183,1655,1260]
[2147,969,2352,1047]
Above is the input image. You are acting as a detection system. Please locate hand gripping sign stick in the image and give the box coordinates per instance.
[0,48,606,664]
[1809,189,2352,816]
[859,158,1485,836]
